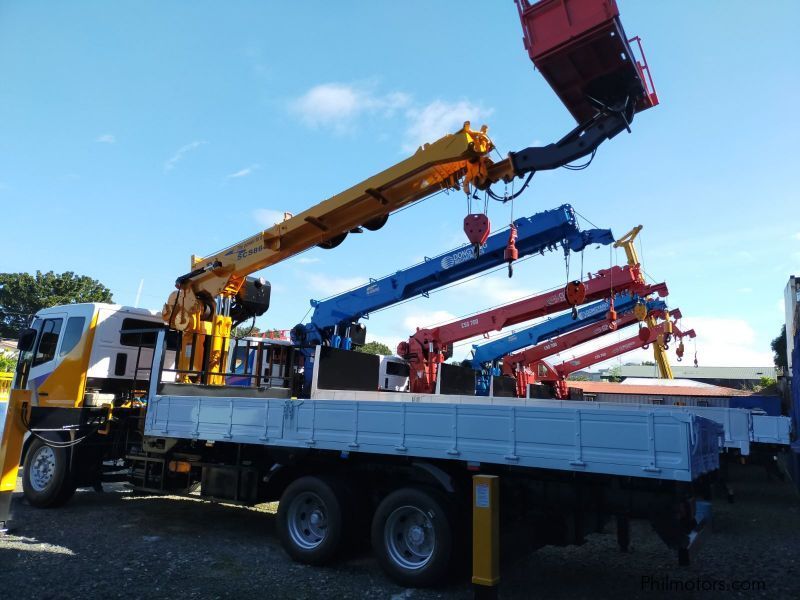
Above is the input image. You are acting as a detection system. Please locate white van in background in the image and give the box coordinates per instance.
[378,355,410,392]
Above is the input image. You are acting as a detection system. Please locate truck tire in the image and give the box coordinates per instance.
[371,487,455,588]
[276,475,350,565]
[22,437,76,508]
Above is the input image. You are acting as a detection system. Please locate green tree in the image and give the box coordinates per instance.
[771,325,787,370]
[640,360,656,366]
[605,365,622,382]
[0,271,113,337]
[756,376,777,392]
[568,374,590,381]
[358,340,392,355]
[232,325,262,338]
[0,353,17,372]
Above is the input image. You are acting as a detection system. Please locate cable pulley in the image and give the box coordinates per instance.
[464,213,490,257]
[565,281,586,320]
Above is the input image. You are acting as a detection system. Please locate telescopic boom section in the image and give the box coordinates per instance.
[532,311,695,398]
[296,204,612,349]
[475,282,667,371]
[495,288,667,397]
[400,263,649,394]
[500,287,666,374]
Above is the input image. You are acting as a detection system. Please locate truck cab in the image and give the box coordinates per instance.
[14,303,172,406]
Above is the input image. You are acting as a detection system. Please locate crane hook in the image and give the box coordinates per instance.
[504,224,519,279]
[606,295,617,329]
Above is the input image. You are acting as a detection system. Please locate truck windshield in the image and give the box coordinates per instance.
[14,317,43,389]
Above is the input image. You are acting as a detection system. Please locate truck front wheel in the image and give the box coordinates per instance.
[276,476,351,565]
[371,487,455,587]
[22,437,77,508]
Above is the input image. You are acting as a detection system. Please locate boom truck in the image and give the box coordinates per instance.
[0,0,719,590]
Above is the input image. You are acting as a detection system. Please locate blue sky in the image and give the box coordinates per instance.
[2,1,799,369]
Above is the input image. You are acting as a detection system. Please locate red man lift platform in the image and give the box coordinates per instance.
[515,0,659,123]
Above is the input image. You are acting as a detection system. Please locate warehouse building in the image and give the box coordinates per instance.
[611,365,777,390]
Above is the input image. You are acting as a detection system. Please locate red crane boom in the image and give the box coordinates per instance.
[398,264,649,393]
[503,282,668,395]
[531,314,695,398]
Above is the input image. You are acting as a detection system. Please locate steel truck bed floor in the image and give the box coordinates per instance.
[145,392,720,482]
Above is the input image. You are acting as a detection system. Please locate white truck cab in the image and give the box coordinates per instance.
[15,303,171,406]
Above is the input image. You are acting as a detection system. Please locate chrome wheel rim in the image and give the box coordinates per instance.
[384,505,435,570]
[287,492,328,550]
[30,445,56,492]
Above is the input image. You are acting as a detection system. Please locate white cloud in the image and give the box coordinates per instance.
[164,140,207,172]
[402,310,457,332]
[95,134,115,144]
[306,273,368,297]
[296,257,320,264]
[290,82,490,149]
[793,232,800,240]
[458,277,537,307]
[403,100,493,152]
[227,164,260,179]
[253,208,289,227]
[291,83,410,131]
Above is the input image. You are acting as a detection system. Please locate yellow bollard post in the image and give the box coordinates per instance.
[472,474,499,599]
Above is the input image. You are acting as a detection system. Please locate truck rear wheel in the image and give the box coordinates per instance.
[371,487,455,587]
[22,437,76,508]
[276,476,350,565]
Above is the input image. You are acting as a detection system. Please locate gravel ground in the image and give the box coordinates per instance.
[1,462,799,599]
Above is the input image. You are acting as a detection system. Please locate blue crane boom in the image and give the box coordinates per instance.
[471,293,668,395]
[293,204,612,350]
[291,204,614,393]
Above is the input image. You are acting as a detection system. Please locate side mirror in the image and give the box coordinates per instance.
[17,328,37,352]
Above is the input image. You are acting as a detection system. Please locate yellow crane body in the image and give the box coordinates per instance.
[163,124,494,383]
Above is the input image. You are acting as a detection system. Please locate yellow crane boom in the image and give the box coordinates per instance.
[163,123,494,383]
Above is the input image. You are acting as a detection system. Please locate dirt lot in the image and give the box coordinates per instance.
[1,462,799,599]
